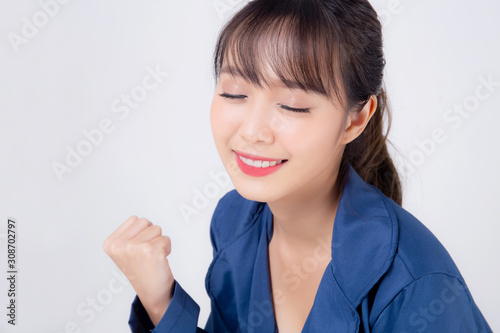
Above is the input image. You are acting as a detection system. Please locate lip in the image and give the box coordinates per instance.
[232,149,287,162]
[233,150,287,177]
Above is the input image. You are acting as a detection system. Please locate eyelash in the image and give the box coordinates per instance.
[219,93,311,113]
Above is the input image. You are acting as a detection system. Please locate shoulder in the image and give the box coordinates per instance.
[390,200,461,278]
[371,271,491,332]
[367,199,491,332]
[208,189,266,253]
[375,198,465,295]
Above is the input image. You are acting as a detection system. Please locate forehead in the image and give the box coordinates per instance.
[219,64,309,91]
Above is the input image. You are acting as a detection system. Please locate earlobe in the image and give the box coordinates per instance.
[342,95,377,145]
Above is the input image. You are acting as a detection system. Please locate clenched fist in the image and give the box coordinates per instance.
[103,215,174,326]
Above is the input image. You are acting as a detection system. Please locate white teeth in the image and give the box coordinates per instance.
[239,155,284,168]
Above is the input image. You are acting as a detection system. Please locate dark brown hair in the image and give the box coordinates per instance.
[213,0,402,206]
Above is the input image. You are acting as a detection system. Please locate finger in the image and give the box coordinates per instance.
[119,217,153,241]
[104,215,140,252]
[108,215,139,240]
[149,235,172,257]
[134,225,163,243]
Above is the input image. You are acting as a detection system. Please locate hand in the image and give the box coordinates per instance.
[103,215,174,326]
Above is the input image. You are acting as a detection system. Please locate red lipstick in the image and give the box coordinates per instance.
[233,150,287,177]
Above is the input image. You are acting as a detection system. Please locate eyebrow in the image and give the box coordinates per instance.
[219,65,305,90]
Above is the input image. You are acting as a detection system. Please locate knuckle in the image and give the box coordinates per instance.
[108,241,123,255]
[137,217,152,228]
[137,217,150,224]
[103,237,117,253]
[150,225,162,235]
[124,241,136,255]
[102,238,110,252]
[139,242,155,257]
[163,236,172,255]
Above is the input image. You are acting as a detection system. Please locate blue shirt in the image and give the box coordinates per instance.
[128,163,492,332]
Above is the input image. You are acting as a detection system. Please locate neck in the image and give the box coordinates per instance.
[267,170,342,257]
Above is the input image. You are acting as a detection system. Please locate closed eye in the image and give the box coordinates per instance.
[219,92,246,99]
[277,104,311,113]
[219,93,310,113]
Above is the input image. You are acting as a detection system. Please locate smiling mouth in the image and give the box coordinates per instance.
[237,155,286,168]
[232,149,288,168]
[232,150,288,176]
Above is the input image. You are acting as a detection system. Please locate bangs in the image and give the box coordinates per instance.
[213,1,345,107]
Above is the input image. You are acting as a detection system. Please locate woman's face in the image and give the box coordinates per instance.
[210,62,350,204]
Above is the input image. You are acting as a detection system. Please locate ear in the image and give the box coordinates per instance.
[341,95,377,145]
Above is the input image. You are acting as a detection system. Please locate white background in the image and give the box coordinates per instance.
[0,0,498,332]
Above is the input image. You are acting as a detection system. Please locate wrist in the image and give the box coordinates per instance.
[141,282,175,327]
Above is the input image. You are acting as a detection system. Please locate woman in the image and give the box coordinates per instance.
[103,0,492,331]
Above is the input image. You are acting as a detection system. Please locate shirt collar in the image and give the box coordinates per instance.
[263,161,399,307]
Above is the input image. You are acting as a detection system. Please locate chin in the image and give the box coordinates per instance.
[222,153,288,203]
[231,180,282,203]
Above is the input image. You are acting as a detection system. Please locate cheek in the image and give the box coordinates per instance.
[210,99,239,148]
[210,99,227,138]
[281,117,344,163]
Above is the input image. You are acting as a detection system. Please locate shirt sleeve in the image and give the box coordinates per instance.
[371,273,492,333]
[128,191,235,332]
[128,280,208,333]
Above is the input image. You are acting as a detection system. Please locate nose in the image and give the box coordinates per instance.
[237,98,275,144]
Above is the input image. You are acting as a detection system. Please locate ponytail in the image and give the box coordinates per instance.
[338,87,403,206]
